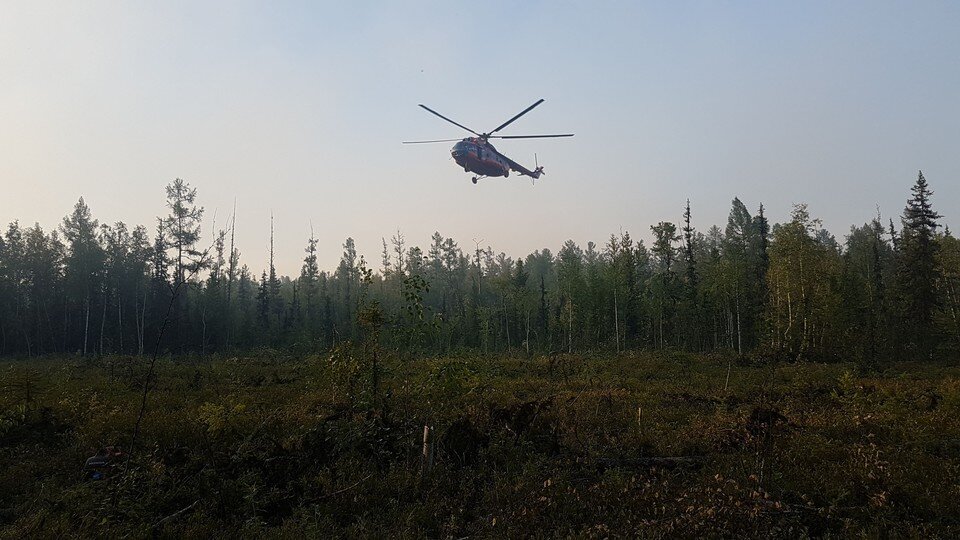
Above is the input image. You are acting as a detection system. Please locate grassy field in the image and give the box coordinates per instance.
[2,350,960,538]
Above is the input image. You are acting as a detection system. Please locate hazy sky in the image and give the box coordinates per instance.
[2,1,958,275]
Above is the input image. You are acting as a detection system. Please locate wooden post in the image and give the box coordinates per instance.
[422,425,434,474]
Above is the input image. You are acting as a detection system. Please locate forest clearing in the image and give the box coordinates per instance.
[2,351,960,537]
[0,171,958,537]
[4,3,960,537]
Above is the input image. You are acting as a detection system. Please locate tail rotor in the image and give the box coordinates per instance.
[531,153,544,184]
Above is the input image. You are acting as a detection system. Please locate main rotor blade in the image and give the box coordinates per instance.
[491,134,574,139]
[489,98,545,134]
[402,138,463,144]
[418,104,479,136]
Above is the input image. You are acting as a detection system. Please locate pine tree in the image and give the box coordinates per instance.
[22,224,64,354]
[60,198,103,355]
[650,222,680,348]
[101,222,131,355]
[162,179,206,349]
[3,222,28,354]
[391,229,406,276]
[163,179,204,285]
[381,237,391,277]
[128,225,152,356]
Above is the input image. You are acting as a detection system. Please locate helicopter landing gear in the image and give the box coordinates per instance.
[471,175,487,184]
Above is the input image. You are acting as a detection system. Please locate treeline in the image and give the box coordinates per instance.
[0,172,957,364]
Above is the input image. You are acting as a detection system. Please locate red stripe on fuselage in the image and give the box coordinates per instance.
[453,152,506,177]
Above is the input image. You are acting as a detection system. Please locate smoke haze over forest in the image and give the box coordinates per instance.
[6,3,960,537]
[2,2,959,275]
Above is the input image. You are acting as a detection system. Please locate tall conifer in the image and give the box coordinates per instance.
[898,171,942,355]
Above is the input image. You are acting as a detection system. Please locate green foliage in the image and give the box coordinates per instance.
[898,171,944,356]
[766,204,843,361]
[0,172,954,364]
[196,400,247,436]
[938,232,960,349]
[3,353,960,537]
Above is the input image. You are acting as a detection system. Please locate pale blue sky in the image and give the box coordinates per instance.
[2,1,958,274]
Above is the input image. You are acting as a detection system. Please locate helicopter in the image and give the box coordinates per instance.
[403,99,573,184]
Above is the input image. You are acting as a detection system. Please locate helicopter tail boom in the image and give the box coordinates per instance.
[504,155,544,179]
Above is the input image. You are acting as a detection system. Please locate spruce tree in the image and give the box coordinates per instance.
[751,203,771,345]
[898,170,942,356]
[256,271,270,335]
[683,200,697,288]
[301,231,320,337]
[268,215,283,328]
[682,200,700,349]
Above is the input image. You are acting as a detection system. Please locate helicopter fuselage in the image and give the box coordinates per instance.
[451,138,510,178]
[403,98,570,182]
